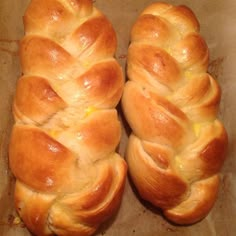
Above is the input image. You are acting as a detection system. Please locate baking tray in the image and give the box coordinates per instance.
[0,0,235,235]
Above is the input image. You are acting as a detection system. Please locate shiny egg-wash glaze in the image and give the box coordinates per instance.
[9,0,127,235]
[122,2,228,225]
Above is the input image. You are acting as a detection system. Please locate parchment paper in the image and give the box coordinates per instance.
[0,0,235,235]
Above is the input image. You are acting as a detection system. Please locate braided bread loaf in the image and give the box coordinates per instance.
[9,0,127,235]
[122,2,228,225]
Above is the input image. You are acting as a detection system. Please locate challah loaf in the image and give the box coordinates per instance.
[122,2,228,224]
[9,0,127,235]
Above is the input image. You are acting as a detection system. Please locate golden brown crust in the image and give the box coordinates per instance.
[13,76,67,123]
[126,135,189,209]
[164,175,220,225]
[9,0,127,235]
[122,2,228,224]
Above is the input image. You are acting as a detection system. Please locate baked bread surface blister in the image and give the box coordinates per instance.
[122,2,228,225]
[9,0,127,235]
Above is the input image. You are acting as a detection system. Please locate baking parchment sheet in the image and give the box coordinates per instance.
[0,0,235,235]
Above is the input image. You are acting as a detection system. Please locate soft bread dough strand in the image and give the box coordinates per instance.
[9,0,127,235]
[122,2,228,225]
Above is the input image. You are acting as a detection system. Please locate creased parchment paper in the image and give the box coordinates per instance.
[0,0,235,235]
